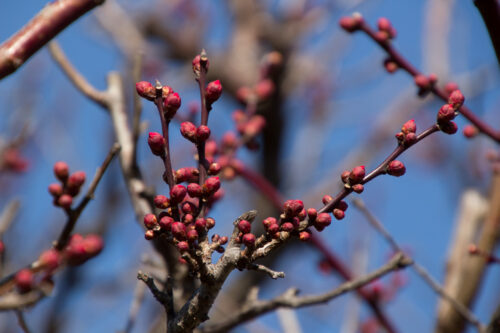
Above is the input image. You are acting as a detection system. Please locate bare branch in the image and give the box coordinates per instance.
[201,253,411,333]
[474,0,500,65]
[247,263,285,280]
[48,41,108,108]
[0,0,106,80]
[0,199,20,236]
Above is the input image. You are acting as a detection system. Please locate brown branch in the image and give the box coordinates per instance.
[201,252,411,333]
[48,41,108,108]
[15,310,31,333]
[0,0,106,80]
[352,198,485,332]
[474,0,500,65]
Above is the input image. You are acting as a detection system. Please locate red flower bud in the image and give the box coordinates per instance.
[448,90,465,110]
[54,161,69,181]
[208,162,221,176]
[159,216,174,230]
[195,218,206,232]
[219,236,228,245]
[383,58,398,73]
[177,241,190,252]
[183,213,194,224]
[352,184,364,194]
[404,132,417,146]
[163,92,181,119]
[463,125,478,139]
[154,195,169,209]
[15,269,33,293]
[205,80,222,104]
[242,233,256,247]
[437,104,456,123]
[48,183,63,197]
[136,81,155,101]
[341,170,351,183]
[171,222,187,239]
[315,213,332,229]
[203,177,221,195]
[196,125,211,143]
[187,183,203,197]
[206,217,216,229]
[444,82,459,96]
[307,208,318,221]
[440,121,458,135]
[281,222,294,232]
[349,166,365,184]
[39,249,60,271]
[67,171,86,189]
[255,79,274,100]
[401,119,416,134]
[333,209,345,220]
[180,122,197,143]
[322,195,333,205]
[58,194,73,209]
[192,54,209,76]
[144,230,155,240]
[143,214,158,229]
[170,184,187,203]
[339,15,363,32]
[387,160,406,177]
[414,75,430,89]
[238,220,252,234]
[83,235,103,258]
[148,132,165,156]
[336,201,348,211]
[187,229,198,243]
[263,217,277,229]
[267,223,279,234]
[377,17,392,32]
[283,199,304,217]
[299,230,312,241]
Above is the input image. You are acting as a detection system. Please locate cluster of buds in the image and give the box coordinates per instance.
[414,73,437,96]
[180,122,211,144]
[236,219,256,248]
[0,147,29,173]
[236,79,275,104]
[48,161,86,210]
[135,81,182,120]
[436,90,464,135]
[395,119,417,147]
[262,200,308,239]
[14,234,102,293]
[339,13,364,33]
[341,165,366,193]
[231,110,266,149]
[375,17,396,42]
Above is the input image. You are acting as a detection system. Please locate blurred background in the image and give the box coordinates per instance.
[0,0,499,332]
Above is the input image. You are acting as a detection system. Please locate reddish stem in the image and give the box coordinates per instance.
[358,21,500,142]
[0,0,105,80]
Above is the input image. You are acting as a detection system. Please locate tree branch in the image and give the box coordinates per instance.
[474,0,500,65]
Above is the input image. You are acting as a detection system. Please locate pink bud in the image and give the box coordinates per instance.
[377,17,392,32]
[144,230,155,240]
[333,209,345,220]
[195,218,206,232]
[180,122,197,143]
[187,229,199,243]
[203,177,221,195]
[205,80,222,104]
[206,217,216,229]
[299,230,312,241]
[444,82,459,96]
[83,235,103,257]
[58,194,73,209]
[283,199,304,217]
[219,236,228,245]
[187,183,203,198]
[48,183,63,197]
[15,269,33,293]
[192,54,209,76]
[267,223,279,234]
[242,233,256,247]
[404,132,417,146]
[281,222,294,232]
[440,121,458,135]
[255,79,274,99]
[307,208,318,221]
[339,16,362,32]
[448,90,465,110]
[315,213,332,230]
[196,125,211,143]
[383,58,398,73]
[349,166,365,184]
[159,216,174,230]
[322,195,333,205]
[414,75,430,89]
[171,222,187,239]
[154,195,169,209]
[163,92,182,119]
[387,160,406,177]
[352,184,364,193]
[208,162,221,175]
[148,132,165,156]
[177,241,190,252]
[401,119,416,134]
[170,184,187,203]
[136,81,155,101]
[437,104,456,123]
[341,170,350,183]
[54,161,69,181]
[336,201,348,212]
[263,217,277,229]
[238,220,252,234]
[143,214,158,229]
[463,125,478,139]
[39,249,60,271]
[67,171,86,189]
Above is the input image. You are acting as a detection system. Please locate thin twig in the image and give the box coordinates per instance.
[247,263,285,279]
[55,143,121,250]
[123,279,146,333]
[131,51,144,164]
[201,253,411,333]
[352,198,485,332]
[0,200,20,236]
[137,271,173,317]
[48,41,108,107]
[15,310,31,333]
